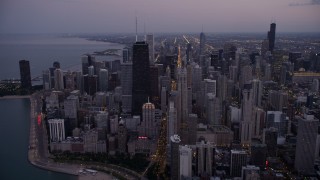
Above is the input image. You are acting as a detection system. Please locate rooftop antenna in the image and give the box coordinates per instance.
[135,15,138,42]
[144,21,146,41]
[202,24,204,32]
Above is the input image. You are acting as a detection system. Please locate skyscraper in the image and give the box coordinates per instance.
[199,32,206,56]
[132,42,150,115]
[99,69,108,92]
[19,60,32,89]
[230,150,247,177]
[141,101,156,138]
[196,141,215,177]
[170,134,181,180]
[268,23,276,52]
[295,114,319,174]
[54,68,64,90]
[121,63,132,114]
[176,47,188,134]
[241,88,254,145]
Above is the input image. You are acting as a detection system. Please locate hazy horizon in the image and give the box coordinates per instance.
[1,0,320,34]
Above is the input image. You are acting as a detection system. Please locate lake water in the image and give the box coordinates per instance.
[0,98,77,180]
[0,34,124,79]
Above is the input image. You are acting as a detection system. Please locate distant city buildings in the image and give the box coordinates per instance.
[29,23,320,179]
[19,60,32,89]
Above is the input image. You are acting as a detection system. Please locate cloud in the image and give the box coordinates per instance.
[289,0,320,6]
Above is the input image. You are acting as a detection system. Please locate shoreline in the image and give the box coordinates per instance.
[0,95,30,99]
[27,93,116,180]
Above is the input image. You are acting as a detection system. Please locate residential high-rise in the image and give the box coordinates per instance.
[295,114,319,174]
[268,23,276,52]
[230,150,247,177]
[132,42,150,115]
[48,119,65,142]
[19,60,32,89]
[146,34,154,65]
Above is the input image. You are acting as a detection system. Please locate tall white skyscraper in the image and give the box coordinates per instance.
[99,68,108,92]
[179,145,192,178]
[48,119,65,142]
[146,34,154,65]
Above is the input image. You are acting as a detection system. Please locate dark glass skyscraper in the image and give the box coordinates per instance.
[19,60,32,89]
[268,23,276,52]
[132,41,150,115]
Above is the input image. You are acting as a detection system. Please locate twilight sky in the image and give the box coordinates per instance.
[0,0,319,34]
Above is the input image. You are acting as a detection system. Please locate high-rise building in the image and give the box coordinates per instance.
[81,54,95,75]
[118,120,128,154]
[170,134,181,180]
[132,42,150,115]
[141,101,157,138]
[176,47,188,134]
[230,150,247,177]
[251,143,267,169]
[122,47,130,63]
[241,88,254,145]
[179,145,192,179]
[121,63,132,114]
[268,23,276,52]
[19,60,32,89]
[167,101,178,144]
[263,127,278,157]
[199,32,206,55]
[196,141,215,177]
[295,114,319,174]
[251,79,263,107]
[54,69,64,90]
[48,119,65,142]
[99,69,108,92]
[146,34,154,65]
[266,111,288,138]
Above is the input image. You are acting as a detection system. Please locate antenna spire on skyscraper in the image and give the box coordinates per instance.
[135,15,138,42]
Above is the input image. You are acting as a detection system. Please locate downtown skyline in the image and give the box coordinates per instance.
[1,0,320,34]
